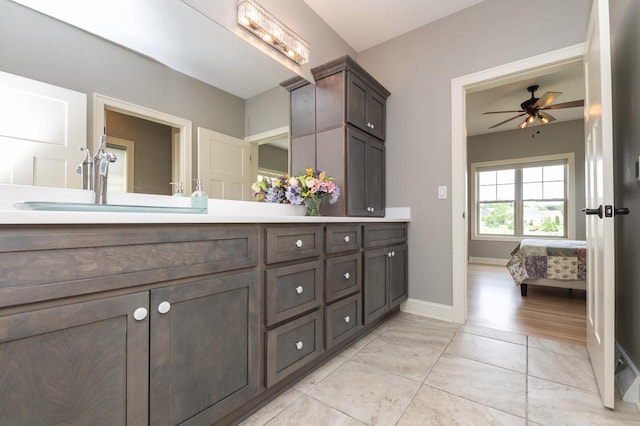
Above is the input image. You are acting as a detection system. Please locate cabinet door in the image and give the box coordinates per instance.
[363,246,390,324]
[0,292,149,425]
[346,72,368,132]
[346,127,368,216]
[367,90,386,140]
[389,244,408,309]
[150,270,260,426]
[366,139,385,216]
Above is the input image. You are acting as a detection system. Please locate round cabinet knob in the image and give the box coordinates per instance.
[295,239,303,248]
[133,307,148,321]
[343,235,350,243]
[295,285,304,294]
[371,123,375,129]
[344,315,351,323]
[295,341,304,350]
[392,251,396,257]
[344,272,350,280]
[158,301,171,314]
[388,252,393,258]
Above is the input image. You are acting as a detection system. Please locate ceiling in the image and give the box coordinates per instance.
[303,0,485,52]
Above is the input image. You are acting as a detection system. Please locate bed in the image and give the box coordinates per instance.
[506,239,587,296]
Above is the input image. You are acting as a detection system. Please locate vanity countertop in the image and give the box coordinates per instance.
[0,184,410,224]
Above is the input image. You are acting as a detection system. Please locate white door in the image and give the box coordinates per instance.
[0,71,86,188]
[197,128,254,201]
[584,0,615,408]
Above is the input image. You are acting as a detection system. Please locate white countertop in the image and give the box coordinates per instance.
[0,184,410,224]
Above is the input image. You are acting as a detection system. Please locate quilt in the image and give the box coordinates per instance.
[506,239,587,285]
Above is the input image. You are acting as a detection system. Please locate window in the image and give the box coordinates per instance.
[471,153,575,240]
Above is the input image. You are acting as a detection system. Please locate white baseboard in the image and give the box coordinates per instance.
[616,342,640,410]
[400,298,454,323]
[468,257,509,266]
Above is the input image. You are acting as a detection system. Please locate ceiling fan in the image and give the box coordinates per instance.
[483,85,584,129]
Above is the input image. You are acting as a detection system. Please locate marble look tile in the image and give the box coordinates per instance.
[240,388,303,426]
[528,347,599,393]
[425,353,526,417]
[292,355,348,393]
[459,323,528,345]
[528,335,589,359]
[265,395,365,426]
[308,359,420,425]
[339,332,379,358]
[368,315,401,335]
[445,332,527,373]
[352,334,442,382]
[382,318,457,351]
[397,385,526,426]
[528,376,640,425]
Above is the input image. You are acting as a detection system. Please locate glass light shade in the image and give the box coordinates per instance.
[237,0,310,65]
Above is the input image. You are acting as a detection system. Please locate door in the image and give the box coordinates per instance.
[584,0,616,408]
[149,271,260,425]
[0,292,149,425]
[0,71,86,188]
[197,127,253,200]
[363,246,389,324]
[389,244,408,309]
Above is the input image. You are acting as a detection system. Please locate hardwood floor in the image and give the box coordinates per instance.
[467,263,587,345]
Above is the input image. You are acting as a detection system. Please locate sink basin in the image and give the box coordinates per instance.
[16,201,207,214]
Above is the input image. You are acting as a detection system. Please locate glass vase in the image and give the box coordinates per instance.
[303,197,321,216]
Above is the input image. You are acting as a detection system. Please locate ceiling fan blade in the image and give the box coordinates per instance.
[489,112,527,129]
[482,110,524,114]
[532,91,562,108]
[542,100,585,110]
[538,110,556,124]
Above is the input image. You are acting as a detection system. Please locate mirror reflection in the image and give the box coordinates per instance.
[0,0,296,200]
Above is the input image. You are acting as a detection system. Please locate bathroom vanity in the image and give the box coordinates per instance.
[0,203,409,425]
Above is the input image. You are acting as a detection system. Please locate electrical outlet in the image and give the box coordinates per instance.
[438,186,447,199]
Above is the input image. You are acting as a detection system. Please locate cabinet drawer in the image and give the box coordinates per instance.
[325,293,362,349]
[266,261,323,326]
[266,310,323,387]
[325,225,361,254]
[265,226,323,264]
[363,223,407,248]
[325,253,361,303]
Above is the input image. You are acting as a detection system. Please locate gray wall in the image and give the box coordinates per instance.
[467,119,586,260]
[106,110,173,195]
[258,145,288,174]
[357,0,591,305]
[0,1,245,150]
[245,86,289,137]
[610,0,640,374]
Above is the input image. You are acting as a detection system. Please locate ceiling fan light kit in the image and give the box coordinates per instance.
[484,84,584,132]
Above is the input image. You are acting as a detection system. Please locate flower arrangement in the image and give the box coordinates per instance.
[252,169,340,216]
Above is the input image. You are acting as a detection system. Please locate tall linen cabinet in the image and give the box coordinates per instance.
[282,56,390,217]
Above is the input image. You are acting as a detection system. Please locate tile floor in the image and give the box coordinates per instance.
[241,312,640,426]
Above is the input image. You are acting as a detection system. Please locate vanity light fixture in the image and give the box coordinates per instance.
[237,0,310,65]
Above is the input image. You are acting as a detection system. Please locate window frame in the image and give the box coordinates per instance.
[470,153,576,242]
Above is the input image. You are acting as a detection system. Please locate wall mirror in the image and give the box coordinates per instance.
[1,0,300,199]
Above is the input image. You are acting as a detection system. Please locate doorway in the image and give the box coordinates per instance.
[93,94,193,195]
[450,44,586,324]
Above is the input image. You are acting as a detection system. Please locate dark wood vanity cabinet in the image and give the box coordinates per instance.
[363,224,409,324]
[345,127,385,216]
[0,221,407,425]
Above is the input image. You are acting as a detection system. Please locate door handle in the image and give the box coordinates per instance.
[582,205,602,218]
[615,207,630,216]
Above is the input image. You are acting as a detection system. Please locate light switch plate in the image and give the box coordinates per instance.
[438,186,447,199]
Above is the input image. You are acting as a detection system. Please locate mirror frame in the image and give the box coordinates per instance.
[93,94,193,194]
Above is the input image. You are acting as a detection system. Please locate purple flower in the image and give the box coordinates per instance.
[330,186,340,204]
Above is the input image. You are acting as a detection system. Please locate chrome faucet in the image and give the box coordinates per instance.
[76,135,117,204]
